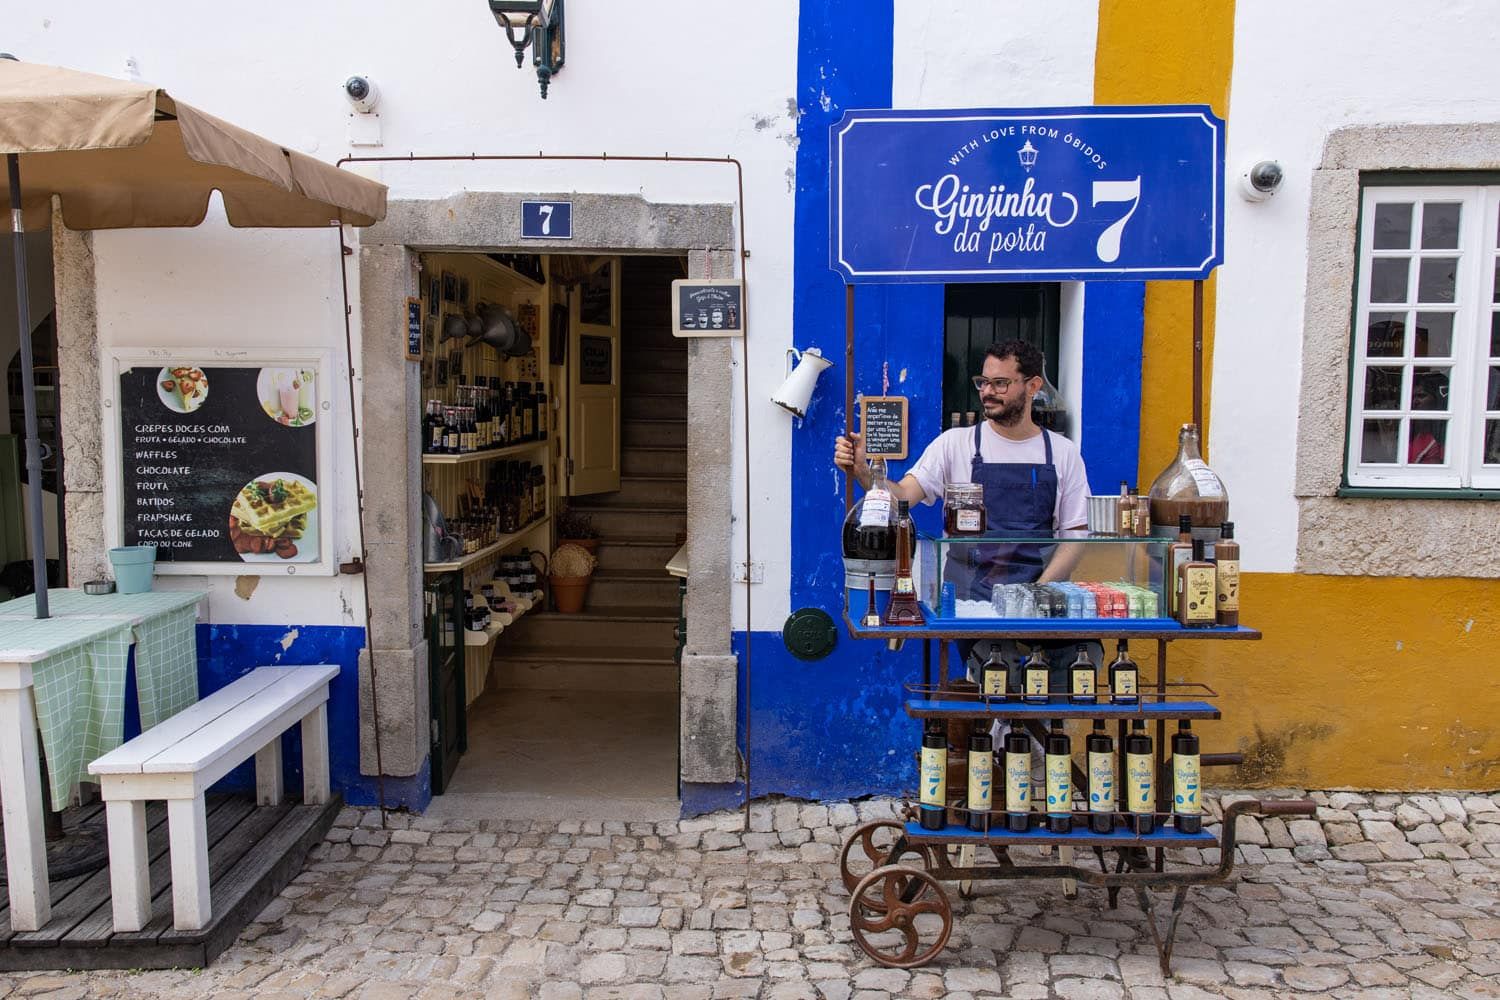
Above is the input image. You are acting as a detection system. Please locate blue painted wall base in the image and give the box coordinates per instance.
[194,624,432,812]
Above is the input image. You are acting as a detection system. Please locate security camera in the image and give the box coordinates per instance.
[1239,159,1284,202]
[343,76,380,114]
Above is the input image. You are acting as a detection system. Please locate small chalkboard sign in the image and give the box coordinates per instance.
[580,335,613,385]
[860,395,908,460]
[671,278,744,338]
[406,297,423,360]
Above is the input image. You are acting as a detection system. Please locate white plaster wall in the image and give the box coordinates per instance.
[1217,0,1500,572]
[7,0,800,629]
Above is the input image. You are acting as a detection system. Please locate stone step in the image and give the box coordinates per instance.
[622,392,687,421]
[622,445,686,477]
[567,503,686,539]
[492,645,679,693]
[594,475,684,507]
[622,419,686,448]
[594,536,683,572]
[586,568,683,607]
[504,608,676,648]
[624,368,687,394]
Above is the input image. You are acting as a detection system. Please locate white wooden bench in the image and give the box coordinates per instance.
[87,665,339,932]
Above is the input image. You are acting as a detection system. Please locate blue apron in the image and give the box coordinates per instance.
[945,423,1058,601]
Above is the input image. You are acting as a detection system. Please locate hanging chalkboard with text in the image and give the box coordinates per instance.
[109,350,334,574]
[860,395,908,460]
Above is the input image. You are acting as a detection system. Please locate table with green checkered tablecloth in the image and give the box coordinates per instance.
[0,589,205,801]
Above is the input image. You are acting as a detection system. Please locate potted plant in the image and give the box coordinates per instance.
[549,542,597,614]
[556,507,600,554]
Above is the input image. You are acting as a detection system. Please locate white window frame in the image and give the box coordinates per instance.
[1347,183,1500,490]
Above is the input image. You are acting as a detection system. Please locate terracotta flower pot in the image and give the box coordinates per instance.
[549,574,591,613]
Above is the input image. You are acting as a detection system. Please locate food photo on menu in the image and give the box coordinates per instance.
[256,366,317,427]
[228,473,318,561]
[158,365,208,413]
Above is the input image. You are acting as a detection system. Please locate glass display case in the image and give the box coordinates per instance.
[915,530,1170,625]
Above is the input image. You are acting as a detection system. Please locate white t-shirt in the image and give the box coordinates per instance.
[905,424,1090,531]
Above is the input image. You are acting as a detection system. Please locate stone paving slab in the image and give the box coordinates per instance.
[1,790,1497,998]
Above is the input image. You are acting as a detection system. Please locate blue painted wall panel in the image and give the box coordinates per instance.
[194,624,431,811]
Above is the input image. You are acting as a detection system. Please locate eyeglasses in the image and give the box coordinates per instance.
[971,375,1029,393]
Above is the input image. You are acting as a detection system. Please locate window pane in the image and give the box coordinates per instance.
[1420,202,1462,249]
[1410,367,1450,411]
[1416,257,1458,303]
[1407,419,1447,464]
[1366,313,1406,357]
[1492,312,1500,357]
[1362,419,1400,463]
[1489,366,1500,411]
[1363,366,1403,410]
[1413,312,1453,357]
[1370,258,1409,303]
[1373,203,1413,249]
[1486,420,1500,465]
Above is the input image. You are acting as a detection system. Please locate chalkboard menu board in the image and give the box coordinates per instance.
[670,278,744,338]
[860,395,908,460]
[406,298,423,360]
[579,336,613,386]
[111,352,332,573]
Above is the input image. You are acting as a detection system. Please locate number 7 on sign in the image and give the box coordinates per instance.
[538,204,553,236]
[1092,177,1141,264]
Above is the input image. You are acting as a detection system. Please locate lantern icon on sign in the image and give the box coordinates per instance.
[1017,140,1039,172]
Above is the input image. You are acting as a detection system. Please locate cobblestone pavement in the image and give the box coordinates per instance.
[3,791,1499,999]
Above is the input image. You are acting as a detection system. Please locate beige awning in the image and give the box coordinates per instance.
[0,60,386,230]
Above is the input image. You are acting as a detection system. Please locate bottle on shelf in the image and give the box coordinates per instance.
[1087,721,1115,834]
[442,406,459,454]
[1109,640,1139,705]
[1176,538,1217,628]
[1044,721,1072,833]
[1068,644,1096,704]
[843,457,895,591]
[980,646,1009,702]
[1166,514,1193,616]
[536,381,548,438]
[1022,650,1050,704]
[1117,480,1134,536]
[882,499,925,626]
[966,724,994,832]
[861,573,881,629]
[1132,488,1150,537]
[423,399,442,454]
[1147,422,1229,533]
[1004,727,1033,832]
[1125,719,1155,835]
[919,720,947,831]
[1172,720,1202,833]
[1215,522,1240,627]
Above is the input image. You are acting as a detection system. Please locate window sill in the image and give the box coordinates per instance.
[1337,486,1500,500]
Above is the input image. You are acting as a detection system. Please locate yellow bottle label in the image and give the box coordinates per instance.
[1045,753,1071,813]
[1026,667,1049,696]
[1183,565,1216,623]
[1088,751,1114,812]
[1217,558,1240,612]
[1174,753,1201,815]
[968,750,993,812]
[1006,752,1031,811]
[1126,751,1154,814]
[1115,668,1137,695]
[920,745,946,807]
[1072,669,1095,696]
[982,668,1006,696]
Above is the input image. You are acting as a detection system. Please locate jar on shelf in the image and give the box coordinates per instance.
[1147,423,1228,538]
[942,483,986,535]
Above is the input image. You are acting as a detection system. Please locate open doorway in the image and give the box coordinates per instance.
[417,252,687,820]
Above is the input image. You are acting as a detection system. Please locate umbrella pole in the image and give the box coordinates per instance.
[8,153,49,619]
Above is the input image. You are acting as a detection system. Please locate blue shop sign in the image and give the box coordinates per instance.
[830,105,1224,283]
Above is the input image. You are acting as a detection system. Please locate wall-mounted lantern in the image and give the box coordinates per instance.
[487,0,565,99]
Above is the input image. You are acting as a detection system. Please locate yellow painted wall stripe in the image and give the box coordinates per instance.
[1094,0,1235,479]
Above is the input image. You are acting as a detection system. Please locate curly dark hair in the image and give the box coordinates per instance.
[984,338,1044,381]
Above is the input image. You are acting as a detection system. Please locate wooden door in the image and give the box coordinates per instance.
[567,258,622,496]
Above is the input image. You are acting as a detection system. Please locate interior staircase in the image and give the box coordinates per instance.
[493,255,687,695]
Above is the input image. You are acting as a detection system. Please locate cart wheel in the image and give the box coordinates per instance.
[849,865,953,969]
[839,821,936,898]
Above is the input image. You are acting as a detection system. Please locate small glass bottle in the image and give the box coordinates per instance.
[1125,720,1155,835]
[1087,721,1115,834]
[1109,640,1139,705]
[919,720,947,831]
[1172,721,1202,834]
[966,725,994,832]
[1022,650,1050,704]
[980,646,1009,703]
[1004,728,1033,832]
[1068,644,1096,704]
[1044,722,1073,833]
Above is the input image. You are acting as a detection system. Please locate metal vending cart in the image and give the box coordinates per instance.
[828,105,1313,973]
